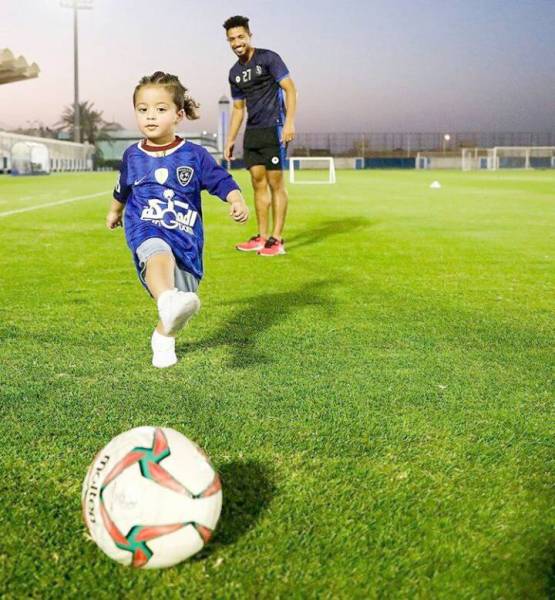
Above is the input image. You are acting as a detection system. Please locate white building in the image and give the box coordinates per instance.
[0,131,94,174]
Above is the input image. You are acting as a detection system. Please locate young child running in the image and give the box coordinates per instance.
[106,71,249,368]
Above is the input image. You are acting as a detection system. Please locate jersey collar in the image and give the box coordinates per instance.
[138,136,185,156]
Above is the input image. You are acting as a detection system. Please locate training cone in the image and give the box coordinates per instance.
[430,180,441,189]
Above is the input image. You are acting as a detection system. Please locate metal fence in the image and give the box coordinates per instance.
[288,131,555,157]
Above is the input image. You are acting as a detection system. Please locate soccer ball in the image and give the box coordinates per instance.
[82,426,222,569]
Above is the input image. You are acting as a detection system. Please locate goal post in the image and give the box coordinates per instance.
[491,146,555,170]
[461,148,494,171]
[462,146,555,171]
[289,156,336,184]
[415,152,462,169]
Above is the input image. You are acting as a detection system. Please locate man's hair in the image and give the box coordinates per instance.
[133,71,200,120]
[223,15,250,33]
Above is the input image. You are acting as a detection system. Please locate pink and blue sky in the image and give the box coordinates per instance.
[1,0,554,133]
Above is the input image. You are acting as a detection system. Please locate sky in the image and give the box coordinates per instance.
[0,0,554,134]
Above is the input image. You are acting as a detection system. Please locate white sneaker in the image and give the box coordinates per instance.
[157,289,201,336]
[151,329,177,368]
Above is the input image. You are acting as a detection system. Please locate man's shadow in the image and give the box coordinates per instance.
[286,217,375,250]
[179,279,339,368]
[193,459,275,559]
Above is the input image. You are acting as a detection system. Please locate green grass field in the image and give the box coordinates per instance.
[0,169,553,598]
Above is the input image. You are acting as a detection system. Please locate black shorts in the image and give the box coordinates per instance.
[243,126,286,171]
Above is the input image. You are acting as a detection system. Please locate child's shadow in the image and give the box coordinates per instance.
[286,217,376,250]
[180,279,339,368]
[193,459,276,559]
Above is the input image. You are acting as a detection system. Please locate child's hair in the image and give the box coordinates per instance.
[133,71,200,120]
[223,15,250,33]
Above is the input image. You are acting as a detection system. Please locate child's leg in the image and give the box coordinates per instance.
[136,238,200,368]
[144,252,176,301]
[146,254,201,337]
[144,252,180,336]
[138,239,183,335]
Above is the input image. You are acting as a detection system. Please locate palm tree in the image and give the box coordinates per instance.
[56,101,121,144]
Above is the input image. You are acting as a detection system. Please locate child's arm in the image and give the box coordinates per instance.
[198,147,248,223]
[227,189,249,223]
[106,150,131,229]
[106,198,124,229]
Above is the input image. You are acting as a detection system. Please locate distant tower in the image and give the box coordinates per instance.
[217,95,230,155]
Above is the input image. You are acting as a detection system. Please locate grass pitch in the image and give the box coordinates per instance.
[0,169,553,598]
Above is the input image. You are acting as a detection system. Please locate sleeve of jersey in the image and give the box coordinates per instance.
[199,148,240,201]
[267,51,290,83]
[229,74,245,101]
[113,151,132,204]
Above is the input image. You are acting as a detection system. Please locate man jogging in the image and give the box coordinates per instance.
[223,15,297,256]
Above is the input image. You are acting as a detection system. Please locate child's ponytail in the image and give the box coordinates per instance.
[183,90,200,121]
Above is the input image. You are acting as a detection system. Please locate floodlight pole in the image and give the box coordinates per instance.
[443,133,451,154]
[73,5,79,143]
[61,0,93,143]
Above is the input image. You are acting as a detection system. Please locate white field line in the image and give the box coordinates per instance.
[0,191,108,218]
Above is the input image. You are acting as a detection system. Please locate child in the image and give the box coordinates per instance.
[106,71,249,368]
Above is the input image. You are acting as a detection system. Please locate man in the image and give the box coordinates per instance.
[223,15,297,256]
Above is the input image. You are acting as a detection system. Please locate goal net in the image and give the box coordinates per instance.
[461,148,494,171]
[493,147,555,170]
[463,146,555,170]
[416,152,462,169]
[289,157,336,184]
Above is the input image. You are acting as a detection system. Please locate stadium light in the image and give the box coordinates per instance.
[443,133,451,154]
[61,0,93,143]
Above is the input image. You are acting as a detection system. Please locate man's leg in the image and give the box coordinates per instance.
[250,165,271,238]
[267,170,288,240]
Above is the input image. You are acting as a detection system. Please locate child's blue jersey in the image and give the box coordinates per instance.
[114,137,239,283]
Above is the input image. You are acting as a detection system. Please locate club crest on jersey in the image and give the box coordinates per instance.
[155,168,168,184]
[256,65,262,75]
[177,166,194,186]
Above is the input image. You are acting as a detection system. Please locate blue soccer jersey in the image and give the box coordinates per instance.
[228,48,290,128]
[113,137,239,285]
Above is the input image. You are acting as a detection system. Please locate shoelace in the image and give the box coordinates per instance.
[265,237,279,248]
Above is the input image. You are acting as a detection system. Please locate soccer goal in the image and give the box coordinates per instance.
[289,156,336,184]
[416,152,462,169]
[490,147,555,170]
[461,148,494,171]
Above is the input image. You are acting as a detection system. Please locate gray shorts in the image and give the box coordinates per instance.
[136,238,199,293]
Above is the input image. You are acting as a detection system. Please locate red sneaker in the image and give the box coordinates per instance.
[236,234,266,252]
[257,236,286,256]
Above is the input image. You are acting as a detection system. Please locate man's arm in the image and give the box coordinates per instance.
[279,77,297,144]
[224,99,246,161]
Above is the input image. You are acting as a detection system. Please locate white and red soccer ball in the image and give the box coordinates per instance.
[82,426,222,569]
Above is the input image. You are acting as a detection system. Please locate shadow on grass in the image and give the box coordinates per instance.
[193,459,276,559]
[286,217,376,250]
[179,279,339,367]
[547,550,555,599]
